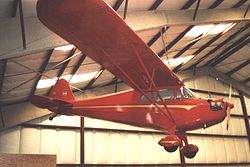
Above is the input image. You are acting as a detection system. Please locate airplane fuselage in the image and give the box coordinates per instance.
[50,87,227,133]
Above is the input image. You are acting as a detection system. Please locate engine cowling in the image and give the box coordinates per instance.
[158,135,181,152]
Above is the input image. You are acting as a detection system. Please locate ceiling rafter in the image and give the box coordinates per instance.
[147,27,168,47]
[148,0,164,10]
[208,0,224,9]
[226,59,250,76]
[69,54,86,81]
[83,67,105,90]
[11,0,19,17]
[158,0,224,58]
[173,34,203,59]
[193,0,201,21]
[209,35,250,67]
[180,67,250,97]
[242,77,250,84]
[56,48,77,79]
[188,23,250,69]
[175,30,229,72]
[18,0,26,49]
[0,60,6,127]
[244,2,250,18]
[29,49,53,97]
[46,48,77,95]
[158,26,193,57]
[232,0,248,8]
[181,0,197,10]
[113,0,124,11]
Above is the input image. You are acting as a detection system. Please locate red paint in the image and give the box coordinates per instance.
[31,0,234,158]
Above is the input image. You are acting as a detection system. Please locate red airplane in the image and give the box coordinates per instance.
[30,0,234,159]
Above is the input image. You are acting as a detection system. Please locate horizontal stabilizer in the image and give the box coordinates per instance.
[30,95,73,109]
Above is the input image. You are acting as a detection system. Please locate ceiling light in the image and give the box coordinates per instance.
[163,55,194,68]
[185,23,234,37]
[185,25,215,37]
[36,71,98,89]
[54,44,75,51]
[208,23,235,35]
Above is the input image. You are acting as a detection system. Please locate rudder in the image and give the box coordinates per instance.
[49,79,75,102]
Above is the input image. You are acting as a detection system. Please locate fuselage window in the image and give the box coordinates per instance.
[155,89,174,101]
[141,92,152,102]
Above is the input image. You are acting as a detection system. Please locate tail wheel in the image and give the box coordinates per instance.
[164,145,178,152]
[181,144,199,159]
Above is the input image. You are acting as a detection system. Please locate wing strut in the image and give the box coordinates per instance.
[100,48,175,123]
[130,42,176,124]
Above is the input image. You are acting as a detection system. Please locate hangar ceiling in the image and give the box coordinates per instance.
[0,0,250,107]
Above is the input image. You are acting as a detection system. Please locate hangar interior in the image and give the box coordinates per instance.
[0,0,250,166]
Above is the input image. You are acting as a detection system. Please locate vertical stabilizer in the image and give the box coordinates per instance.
[49,79,75,102]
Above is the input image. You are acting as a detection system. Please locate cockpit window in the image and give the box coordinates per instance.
[141,89,174,103]
[141,92,152,102]
[182,87,196,99]
[155,89,174,101]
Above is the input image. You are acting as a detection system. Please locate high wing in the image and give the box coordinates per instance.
[37,0,183,90]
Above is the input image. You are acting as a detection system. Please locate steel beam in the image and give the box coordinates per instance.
[147,27,168,47]
[181,0,196,10]
[180,67,250,97]
[1,7,249,60]
[226,59,250,76]
[29,49,53,97]
[209,35,250,67]
[83,67,105,90]
[158,26,193,57]
[233,0,248,8]
[148,0,164,10]
[188,23,250,69]
[242,77,250,84]
[239,92,250,145]
[113,0,124,11]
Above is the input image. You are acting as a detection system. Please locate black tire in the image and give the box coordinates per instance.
[164,145,178,152]
[183,151,196,159]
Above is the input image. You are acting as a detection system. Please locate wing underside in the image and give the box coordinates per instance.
[37,0,182,91]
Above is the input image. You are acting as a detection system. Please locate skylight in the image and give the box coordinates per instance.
[54,44,75,51]
[163,55,194,68]
[185,23,235,37]
[36,72,98,89]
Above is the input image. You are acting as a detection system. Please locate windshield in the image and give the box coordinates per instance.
[182,87,196,99]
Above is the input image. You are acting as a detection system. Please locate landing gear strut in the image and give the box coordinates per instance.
[158,132,199,158]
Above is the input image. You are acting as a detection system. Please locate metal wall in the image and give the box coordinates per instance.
[0,75,250,166]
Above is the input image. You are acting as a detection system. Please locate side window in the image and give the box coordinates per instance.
[141,92,152,102]
[156,89,174,101]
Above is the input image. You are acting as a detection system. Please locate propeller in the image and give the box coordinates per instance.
[226,84,232,130]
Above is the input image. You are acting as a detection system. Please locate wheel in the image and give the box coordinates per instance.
[164,145,178,152]
[181,144,199,159]
[183,151,196,159]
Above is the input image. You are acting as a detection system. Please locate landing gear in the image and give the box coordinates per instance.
[49,113,58,121]
[158,132,199,158]
[181,144,199,159]
[164,145,178,152]
[158,135,181,153]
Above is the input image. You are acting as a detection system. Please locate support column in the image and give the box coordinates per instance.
[80,117,85,167]
[239,91,250,146]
